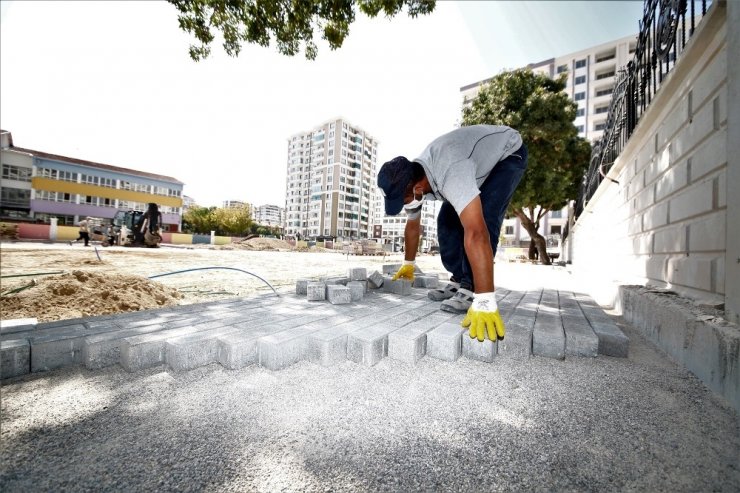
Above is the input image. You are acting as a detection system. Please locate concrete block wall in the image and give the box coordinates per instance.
[567,3,738,323]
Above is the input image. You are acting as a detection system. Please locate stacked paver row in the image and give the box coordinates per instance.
[0,265,629,379]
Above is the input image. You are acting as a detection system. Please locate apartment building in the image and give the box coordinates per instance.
[0,130,184,230]
[222,200,248,209]
[252,203,284,228]
[460,34,638,248]
[285,117,378,240]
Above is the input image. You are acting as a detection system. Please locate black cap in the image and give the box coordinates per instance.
[377,156,413,216]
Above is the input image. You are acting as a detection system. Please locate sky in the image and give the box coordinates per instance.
[0,1,644,207]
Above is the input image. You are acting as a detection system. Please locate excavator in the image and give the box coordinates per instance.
[111,202,163,247]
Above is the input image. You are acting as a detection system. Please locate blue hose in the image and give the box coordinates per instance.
[148,267,279,296]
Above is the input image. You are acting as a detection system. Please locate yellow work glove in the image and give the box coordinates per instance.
[461,292,505,342]
[391,261,415,281]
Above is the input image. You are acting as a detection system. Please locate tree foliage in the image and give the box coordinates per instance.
[461,68,591,263]
[182,204,283,237]
[168,0,436,61]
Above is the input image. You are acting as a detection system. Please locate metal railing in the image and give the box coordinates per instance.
[573,0,711,222]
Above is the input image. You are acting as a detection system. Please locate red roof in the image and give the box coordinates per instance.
[9,145,184,185]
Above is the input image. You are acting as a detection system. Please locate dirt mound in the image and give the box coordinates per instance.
[1,270,183,322]
[229,237,293,251]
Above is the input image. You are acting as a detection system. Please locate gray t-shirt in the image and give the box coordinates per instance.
[407,125,522,218]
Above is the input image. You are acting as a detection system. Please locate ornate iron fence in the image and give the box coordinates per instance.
[573,0,711,222]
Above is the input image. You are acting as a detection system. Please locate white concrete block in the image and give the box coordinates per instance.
[643,202,669,231]
[689,129,726,182]
[655,160,689,201]
[653,225,686,254]
[689,211,726,252]
[669,179,714,222]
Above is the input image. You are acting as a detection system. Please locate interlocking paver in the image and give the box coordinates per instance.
[1,281,630,378]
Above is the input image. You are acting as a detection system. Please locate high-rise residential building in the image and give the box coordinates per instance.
[459,33,638,251]
[252,203,284,229]
[461,33,637,143]
[285,117,378,240]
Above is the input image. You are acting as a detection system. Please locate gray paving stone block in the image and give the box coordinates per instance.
[413,275,439,289]
[217,322,293,370]
[295,279,310,295]
[82,321,172,370]
[383,264,424,275]
[259,316,351,370]
[532,312,565,360]
[427,322,464,361]
[0,318,37,336]
[120,320,232,372]
[367,271,384,289]
[560,311,599,358]
[387,312,458,364]
[306,322,363,366]
[590,320,630,357]
[30,324,89,372]
[1,339,30,379]
[307,282,326,301]
[166,326,242,371]
[347,323,397,366]
[383,277,411,295]
[498,313,535,359]
[347,281,365,301]
[327,285,351,305]
[348,267,367,281]
[462,332,497,362]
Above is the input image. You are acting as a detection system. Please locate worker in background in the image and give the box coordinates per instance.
[71,216,91,247]
[377,125,528,343]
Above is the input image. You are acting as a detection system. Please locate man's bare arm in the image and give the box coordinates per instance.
[458,196,494,293]
[404,216,421,261]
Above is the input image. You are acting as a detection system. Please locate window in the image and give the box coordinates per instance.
[576,125,584,133]
[550,210,562,218]
[596,87,613,97]
[550,225,562,235]
[575,92,585,101]
[556,64,568,74]
[0,187,31,207]
[575,59,586,69]
[595,106,609,114]
[575,75,586,85]
[504,225,514,235]
[594,122,607,131]
[576,108,585,117]
[2,164,32,181]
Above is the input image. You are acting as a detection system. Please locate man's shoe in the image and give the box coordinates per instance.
[428,282,460,301]
[440,288,475,313]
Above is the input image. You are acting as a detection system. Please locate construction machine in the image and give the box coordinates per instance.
[111,203,163,247]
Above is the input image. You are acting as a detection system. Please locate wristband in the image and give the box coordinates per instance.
[472,292,498,312]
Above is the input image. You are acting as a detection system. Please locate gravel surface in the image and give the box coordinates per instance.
[1,324,739,491]
[1,243,738,491]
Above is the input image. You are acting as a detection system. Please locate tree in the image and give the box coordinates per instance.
[461,68,591,265]
[182,205,253,235]
[168,0,436,61]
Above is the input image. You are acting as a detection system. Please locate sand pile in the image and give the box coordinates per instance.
[229,237,293,251]
[1,270,182,322]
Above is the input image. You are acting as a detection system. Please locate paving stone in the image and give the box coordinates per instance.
[347,323,395,366]
[327,285,351,305]
[295,279,310,295]
[382,264,424,275]
[559,292,599,357]
[120,320,235,372]
[575,294,630,357]
[387,311,458,364]
[367,271,384,289]
[413,275,439,289]
[383,276,411,295]
[462,332,497,362]
[348,267,367,281]
[307,282,326,301]
[532,289,565,360]
[427,322,464,361]
[497,290,540,359]
[217,322,295,370]
[258,316,352,370]
[347,281,365,301]
[30,324,89,372]
[306,321,363,366]
[166,326,244,371]
[0,318,37,336]
[1,339,30,378]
